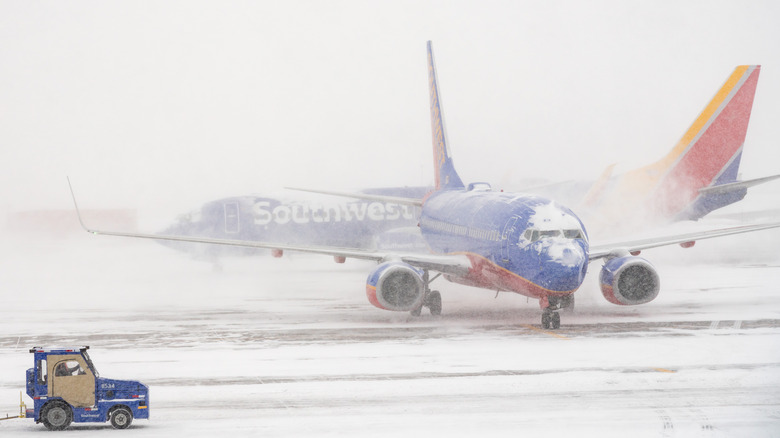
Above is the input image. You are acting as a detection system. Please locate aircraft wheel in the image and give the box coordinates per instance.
[561,295,575,312]
[551,312,561,329]
[110,406,133,429]
[427,291,442,315]
[41,400,73,431]
[541,312,551,329]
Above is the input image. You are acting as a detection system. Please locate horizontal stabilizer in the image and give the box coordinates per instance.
[285,187,424,207]
[698,174,780,196]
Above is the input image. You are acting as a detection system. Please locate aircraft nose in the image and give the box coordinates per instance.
[538,242,588,291]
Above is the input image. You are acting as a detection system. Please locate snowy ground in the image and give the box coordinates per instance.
[1,232,780,437]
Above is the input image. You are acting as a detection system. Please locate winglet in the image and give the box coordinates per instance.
[67,177,96,234]
[427,41,465,191]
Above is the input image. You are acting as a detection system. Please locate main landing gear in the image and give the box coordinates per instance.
[411,271,442,316]
[541,295,574,330]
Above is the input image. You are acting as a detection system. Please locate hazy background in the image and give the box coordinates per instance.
[2,5,779,434]
[1,0,779,229]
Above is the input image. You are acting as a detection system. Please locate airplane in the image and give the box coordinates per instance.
[159,60,778,256]
[70,42,780,329]
[157,186,431,258]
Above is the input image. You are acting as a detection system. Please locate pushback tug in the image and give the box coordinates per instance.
[1,347,149,430]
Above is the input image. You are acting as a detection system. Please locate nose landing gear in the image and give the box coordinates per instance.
[541,309,561,330]
[540,294,573,329]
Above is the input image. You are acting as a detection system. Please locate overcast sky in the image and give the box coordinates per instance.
[1,0,779,221]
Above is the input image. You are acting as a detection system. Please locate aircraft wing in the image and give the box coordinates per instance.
[69,180,470,276]
[77,224,472,276]
[588,221,780,261]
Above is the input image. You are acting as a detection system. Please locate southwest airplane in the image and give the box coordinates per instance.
[70,42,780,329]
[158,59,777,256]
[157,186,430,258]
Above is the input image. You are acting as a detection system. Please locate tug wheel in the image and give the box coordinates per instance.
[41,400,73,431]
[110,406,133,429]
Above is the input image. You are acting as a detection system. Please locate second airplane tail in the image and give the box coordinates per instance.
[582,65,762,225]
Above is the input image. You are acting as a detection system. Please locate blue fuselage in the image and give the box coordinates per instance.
[419,190,590,301]
[159,187,432,257]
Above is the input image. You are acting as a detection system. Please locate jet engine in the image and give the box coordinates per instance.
[366,261,425,311]
[599,256,660,305]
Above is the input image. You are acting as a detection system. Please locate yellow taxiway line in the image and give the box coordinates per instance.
[521,324,571,340]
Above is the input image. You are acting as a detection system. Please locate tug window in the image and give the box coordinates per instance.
[55,360,85,377]
[37,359,47,384]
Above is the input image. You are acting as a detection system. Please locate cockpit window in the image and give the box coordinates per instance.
[563,229,584,239]
[523,228,584,242]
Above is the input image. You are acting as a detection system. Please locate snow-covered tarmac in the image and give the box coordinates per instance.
[1,234,779,437]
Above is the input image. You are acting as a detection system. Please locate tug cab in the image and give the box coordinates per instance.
[25,346,149,430]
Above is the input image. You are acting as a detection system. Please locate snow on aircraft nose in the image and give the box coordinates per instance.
[536,239,589,292]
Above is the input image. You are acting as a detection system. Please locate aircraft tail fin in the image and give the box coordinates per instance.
[427,41,465,191]
[662,65,761,220]
[583,65,762,223]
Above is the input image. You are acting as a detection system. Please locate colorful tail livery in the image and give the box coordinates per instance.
[69,45,780,331]
[427,41,464,191]
[582,65,763,229]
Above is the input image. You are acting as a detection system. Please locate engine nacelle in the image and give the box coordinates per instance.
[599,256,660,305]
[366,261,425,311]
